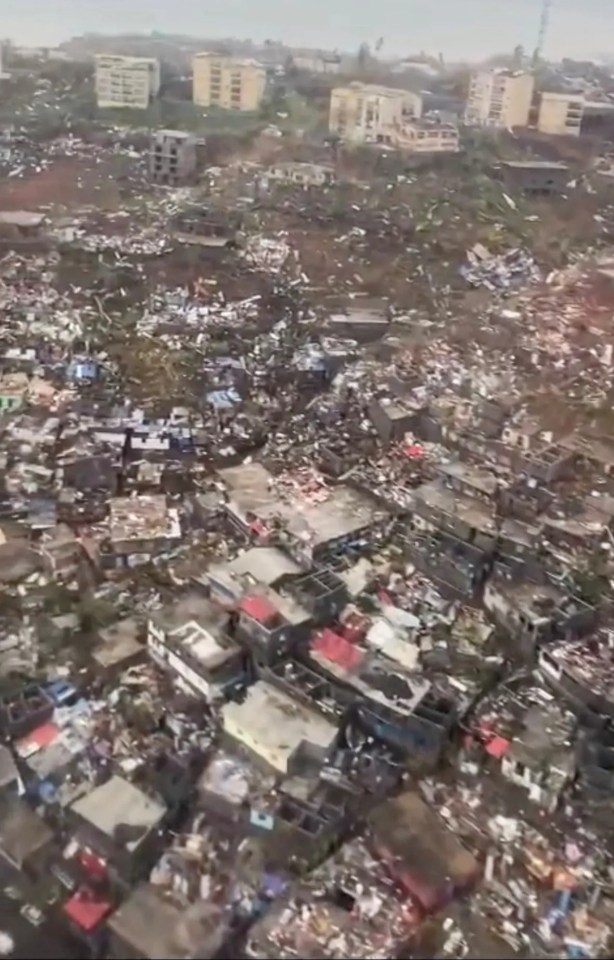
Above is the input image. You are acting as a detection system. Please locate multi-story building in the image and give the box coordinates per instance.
[396,119,460,153]
[192,53,266,112]
[147,593,247,700]
[149,130,197,186]
[464,69,534,128]
[328,81,422,144]
[537,91,584,137]
[95,54,160,110]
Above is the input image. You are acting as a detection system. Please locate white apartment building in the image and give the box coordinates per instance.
[95,54,160,110]
[537,92,584,137]
[148,617,244,701]
[329,81,422,144]
[465,69,534,129]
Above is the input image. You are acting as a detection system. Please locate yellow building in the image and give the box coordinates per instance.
[95,54,160,110]
[192,53,266,112]
[329,81,422,144]
[465,69,534,129]
[537,92,584,137]
[397,120,460,153]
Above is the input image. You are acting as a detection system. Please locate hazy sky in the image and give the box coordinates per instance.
[1,0,612,61]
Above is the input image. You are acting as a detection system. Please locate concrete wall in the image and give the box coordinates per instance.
[538,93,584,137]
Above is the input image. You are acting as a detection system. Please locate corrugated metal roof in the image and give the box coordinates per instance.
[312,628,364,671]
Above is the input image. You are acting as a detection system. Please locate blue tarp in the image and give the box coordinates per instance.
[207,387,241,410]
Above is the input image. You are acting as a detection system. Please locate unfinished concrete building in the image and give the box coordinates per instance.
[150,130,197,186]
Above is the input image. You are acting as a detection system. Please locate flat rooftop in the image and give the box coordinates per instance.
[502,160,569,170]
[476,684,575,768]
[438,461,498,497]
[270,161,334,172]
[542,636,614,702]
[0,211,46,227]
[95,53,158,64]
[220,463,384,545]
[369,791,477,892]
[375,396,421,421]
[219,546,302,586]
[219,462,280,517]
[491,575,565,616]
[71,776,166,852]
[406,119,458,131]
[152,592,229,636]
[560,432,614,465]
[154,129,193,139]
[241,586,311,626]
[108,883,221,960]
[109,495,181,542]
[93,618,142,669]
[108,883,226,960]
[508,700,575,768]
[167,619,236,670]
[500,517,540,548]
[415,480,497,534]
[286,485,383,545]
[0,800,53,869]
[309,631,431,718]
[221,680,338,775]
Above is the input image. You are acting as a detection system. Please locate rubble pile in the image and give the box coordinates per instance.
[461,244,542,290]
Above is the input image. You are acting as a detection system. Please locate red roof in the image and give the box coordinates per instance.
[240,594,279,625]
[249,519,269,538]
[16,722,60,758]
[78,849,108,881]
[485,735,511,759]
[341,612,368,642]
[312,628,364,671]
[394,867,440,913]
[404,443,425,459]
[63,891,112,932]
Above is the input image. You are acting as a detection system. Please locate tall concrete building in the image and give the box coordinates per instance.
[328,82,422,144]
[192,53,266,112]
[537,92,584,137]
[95,54,160,110]
[465,69,534,129]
